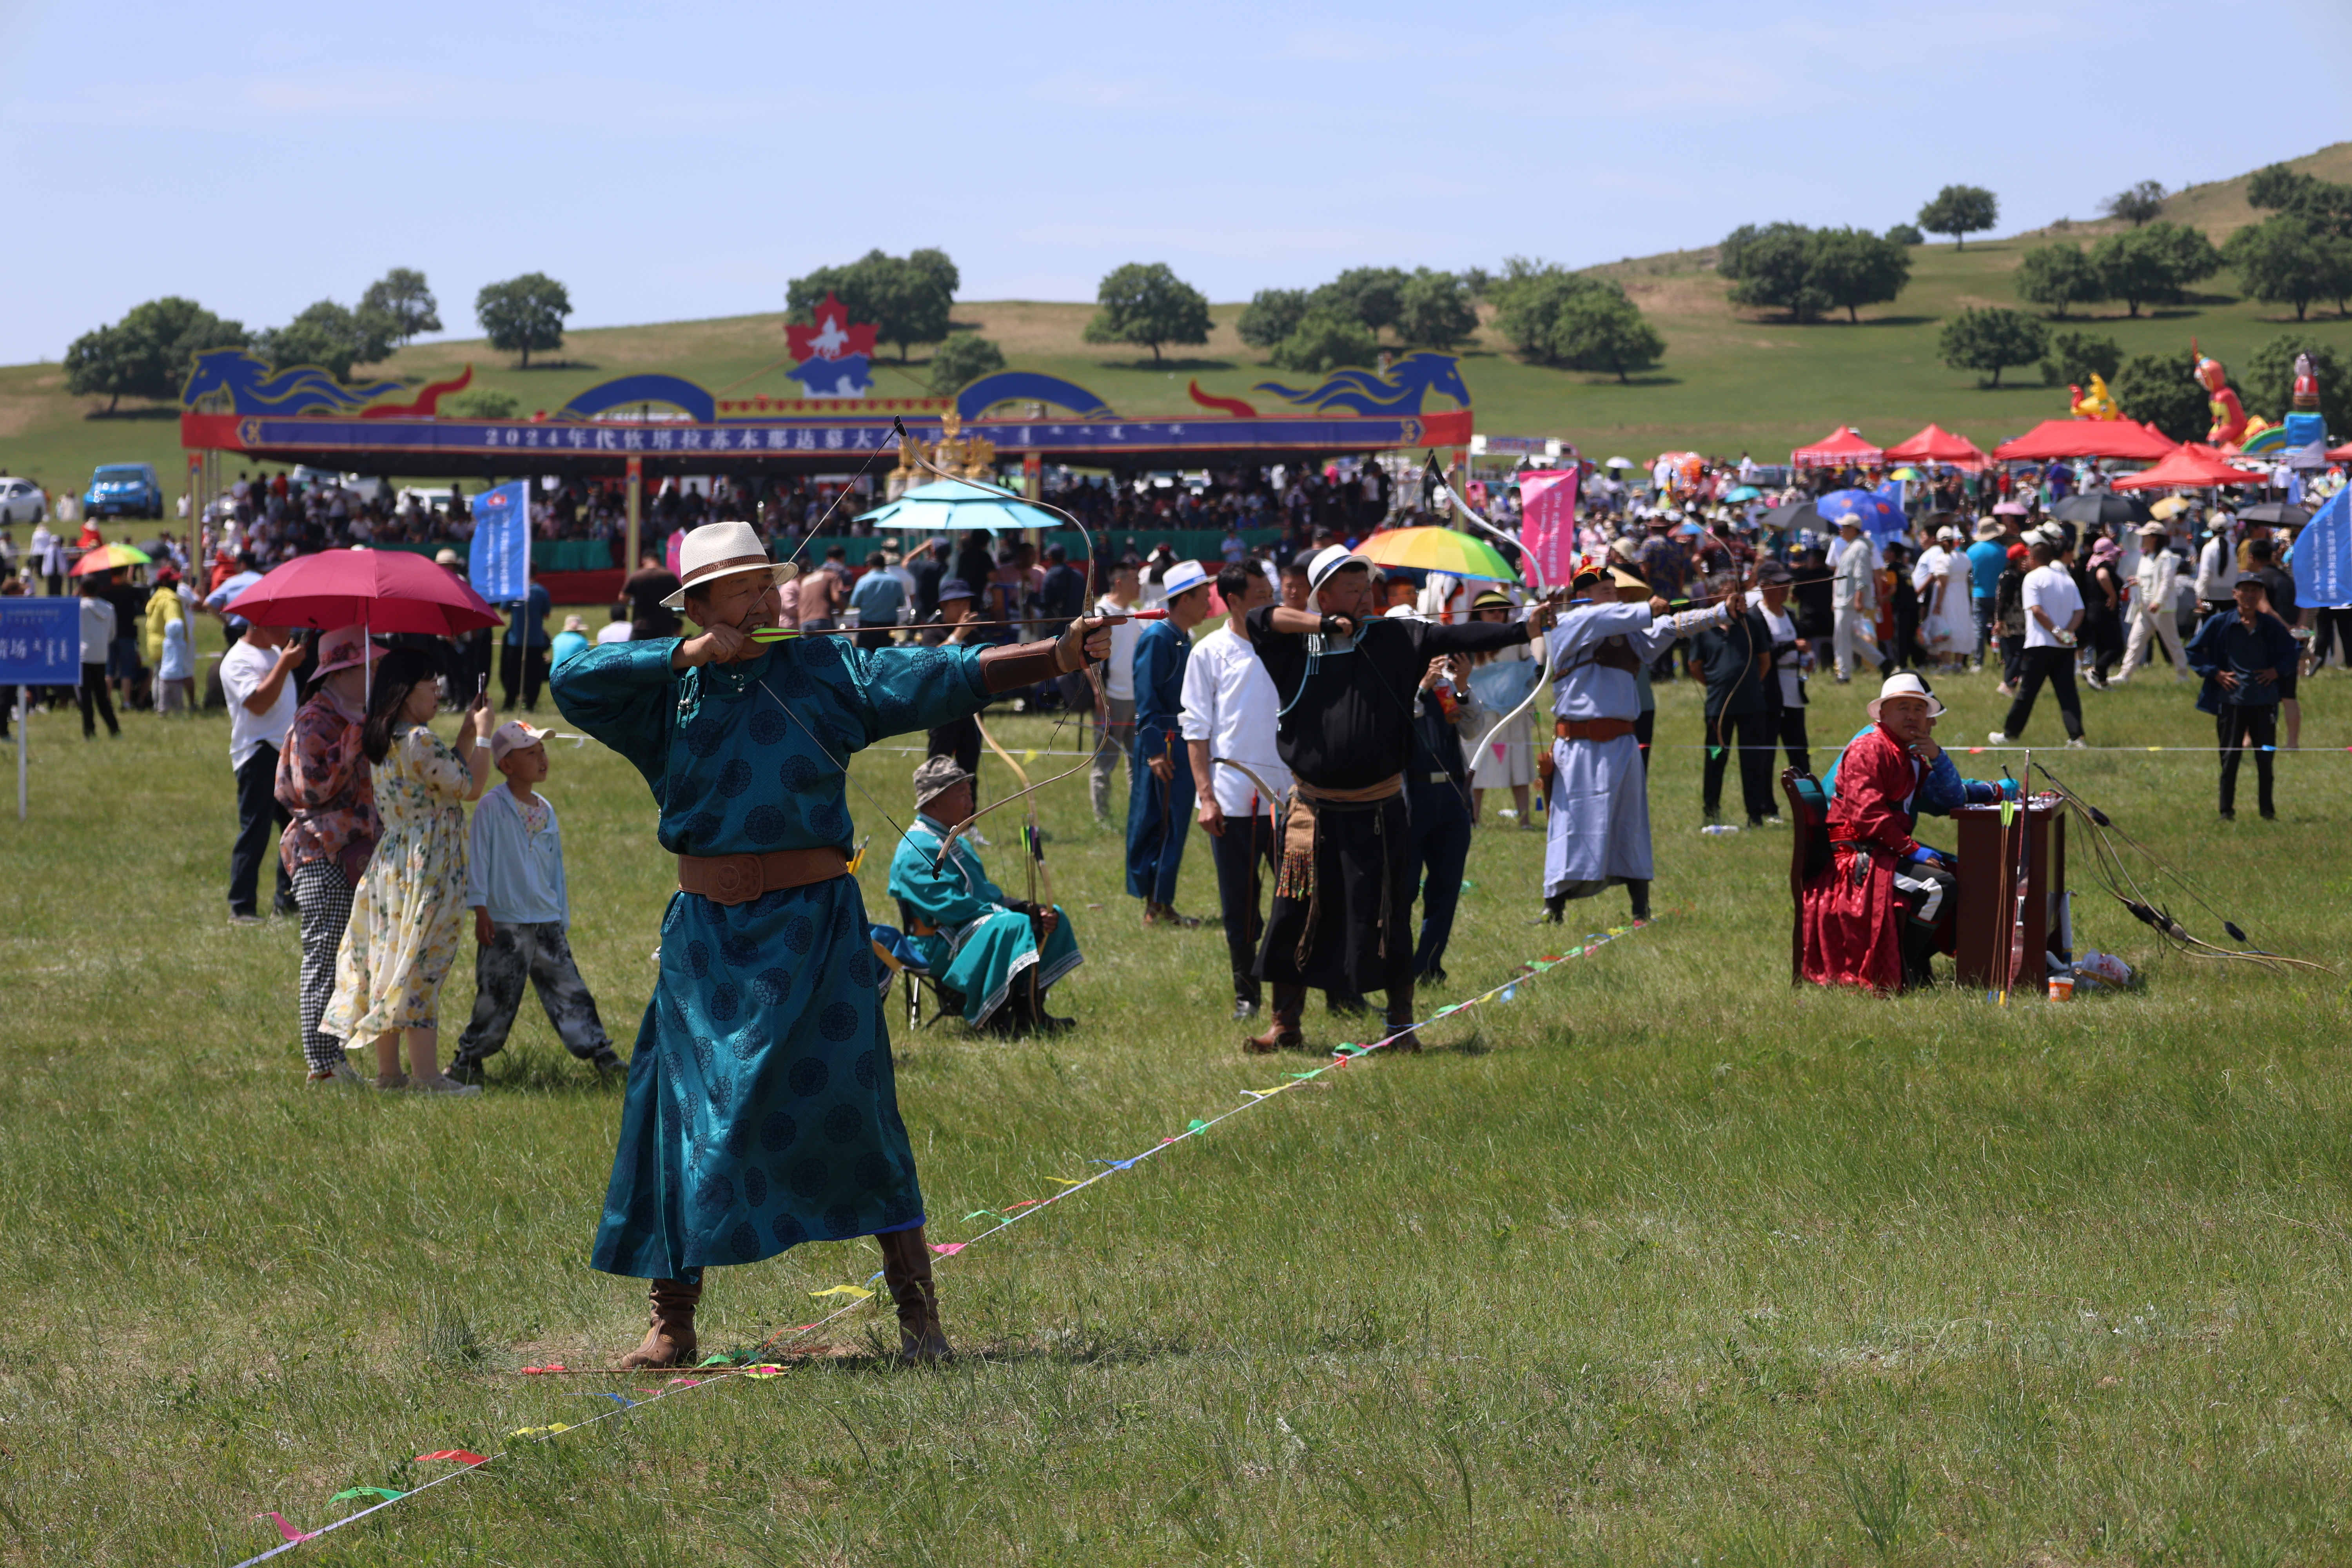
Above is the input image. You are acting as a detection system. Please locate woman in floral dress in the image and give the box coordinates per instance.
[325,648,495,1093]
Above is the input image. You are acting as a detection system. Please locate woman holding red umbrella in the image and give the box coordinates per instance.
[323,646,495,1093]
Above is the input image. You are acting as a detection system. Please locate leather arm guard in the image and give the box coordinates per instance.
[978,638,1070,692]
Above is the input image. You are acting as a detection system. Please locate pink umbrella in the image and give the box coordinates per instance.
[224,547,503,635]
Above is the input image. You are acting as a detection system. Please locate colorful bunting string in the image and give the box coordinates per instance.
[227,919,1655,1564]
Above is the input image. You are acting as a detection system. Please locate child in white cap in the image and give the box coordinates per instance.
[448,720,621,1084]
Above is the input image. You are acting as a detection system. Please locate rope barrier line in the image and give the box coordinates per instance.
[224,918,1658,1564]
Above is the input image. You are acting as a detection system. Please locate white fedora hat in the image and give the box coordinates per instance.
[1867,670,1945,721]
[1307,543,1370,590]
[1161,559,1210,598]
[660,521,798,610]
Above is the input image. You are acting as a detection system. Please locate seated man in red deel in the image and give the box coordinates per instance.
[1801,673,2006,993]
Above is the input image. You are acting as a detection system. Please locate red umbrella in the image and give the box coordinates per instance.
[2110,449,2254,491]
[1991,419,2176,462]
[224,547,504,635]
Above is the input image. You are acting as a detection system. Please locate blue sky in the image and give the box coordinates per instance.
[4,0,2346,367]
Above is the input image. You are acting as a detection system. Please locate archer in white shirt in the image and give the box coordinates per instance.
[1179,564,1291,1017]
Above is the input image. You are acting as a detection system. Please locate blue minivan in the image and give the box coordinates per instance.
[84,463,165,520]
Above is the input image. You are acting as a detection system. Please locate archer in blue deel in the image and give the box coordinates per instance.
[552,521,1119,1370]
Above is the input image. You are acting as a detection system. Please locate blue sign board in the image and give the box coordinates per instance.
[0,599,79,685]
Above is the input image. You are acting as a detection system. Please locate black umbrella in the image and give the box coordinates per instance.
[2051,492,2150,526]
[1760,501,1825,533]
[2236,501,2312,528]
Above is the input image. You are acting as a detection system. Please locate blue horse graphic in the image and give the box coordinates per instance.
[180,350,406,415]
[1252,352,1470,416]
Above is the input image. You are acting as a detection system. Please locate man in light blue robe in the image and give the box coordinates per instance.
[888,756,1082,1033]
[552,521,1113,1369]
[1542,561,1734,923]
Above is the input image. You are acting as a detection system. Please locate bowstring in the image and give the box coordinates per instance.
[888,417,1109,848]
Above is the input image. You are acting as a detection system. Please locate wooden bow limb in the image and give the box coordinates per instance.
[975,714,1053,912]
[1423,461,1563,764]
[1211,756,1289,815]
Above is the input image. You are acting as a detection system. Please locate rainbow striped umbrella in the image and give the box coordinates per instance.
[1354,527,1520,583]
[69,543,153,576]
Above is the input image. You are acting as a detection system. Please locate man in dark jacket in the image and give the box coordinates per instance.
[1404,646,1479,985]
[2186,571,2299,820]
[1693,575,1777,826]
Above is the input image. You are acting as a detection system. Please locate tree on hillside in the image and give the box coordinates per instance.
[1938,307,2048,387]
[1082,262,1211,363]
[1719,223,1831,321]
[2247,163,2352,239]
[1543,289,1666,383]
[1312,267,1411,339]
[257,299,401,381]
[2015,243,2103,318]
[449,387,521,419]
[2039,329,2122,388]
[2101,181,2168,227]
[786,249,956,361]
[1886,223,1924,246]
[2089,221,2219,317]
[929,332,1006,395]
[64,296,246,412]
[1808,228,1912,322]
[1490,263,1611,353]
[475,272,572,368]
[1717,223,1908,323]
[1237,288,1311,351]
[1269,309,1376,374]
[1395,268,1479,349]
[2225,216,2352,321]
[2112,350,2210,442]
[1917,184,1999,249]
[2247,334,2350,434]
[359,268,442,345]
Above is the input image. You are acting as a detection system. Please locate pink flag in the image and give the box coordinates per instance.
[1518,469,1579,589]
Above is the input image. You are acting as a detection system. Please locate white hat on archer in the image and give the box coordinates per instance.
[660,521,798,610]
[1307,543,1370,590]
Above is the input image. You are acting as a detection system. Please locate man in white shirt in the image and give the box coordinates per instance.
[1990,530,2087,746]
[29,522,64,596]
[221,621,305,920]
[2119,520,2190,681]
[1089,561,1142,824]
[1830,518,1884,682]
[76,576,120,737]
[1182,563,1290,1020]
[2194,524,2235,624]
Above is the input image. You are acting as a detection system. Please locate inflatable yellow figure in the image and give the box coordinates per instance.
[2069,373,2122,421]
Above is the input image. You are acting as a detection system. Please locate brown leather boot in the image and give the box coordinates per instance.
[1245,984,1304,1053]
[1384,984,1422,1053]
[617,1276,702,1370]
[877,1227,951,1363]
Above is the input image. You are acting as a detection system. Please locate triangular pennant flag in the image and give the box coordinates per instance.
[809,1285,874,1301]
[330,1488,404,1504]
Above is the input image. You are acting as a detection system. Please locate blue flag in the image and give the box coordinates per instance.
[469,481,531,604]
[2292,485,2351,610]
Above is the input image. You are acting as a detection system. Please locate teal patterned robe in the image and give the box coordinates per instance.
[552,635,991,1279]
[887,813,1082,1026]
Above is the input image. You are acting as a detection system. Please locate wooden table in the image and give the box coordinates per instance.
[1951,800,2067,992]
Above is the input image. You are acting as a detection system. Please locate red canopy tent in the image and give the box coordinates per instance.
[2328,441,2352,461]
[1991,420,2176,462]
[1791,426,1882,467]
[1880,424,1989,470]
[2109,448,2254,491]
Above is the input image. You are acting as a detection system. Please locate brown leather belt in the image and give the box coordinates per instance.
[677,846,849,906]
[1555,716,1639,742]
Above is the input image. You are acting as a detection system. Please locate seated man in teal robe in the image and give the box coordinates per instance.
[552,520,1116,1370]
[887,755,1082,1034]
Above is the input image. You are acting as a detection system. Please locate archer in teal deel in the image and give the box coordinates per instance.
[550,521,1117,1370]
[887,755,1082,1033]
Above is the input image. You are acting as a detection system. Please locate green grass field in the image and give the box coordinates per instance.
[4,645,2351,1564]
[7,145,2351,510]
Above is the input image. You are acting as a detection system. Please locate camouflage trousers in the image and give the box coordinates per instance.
[453,921,616,1068]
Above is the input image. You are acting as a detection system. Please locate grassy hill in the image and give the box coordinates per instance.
[5,144,2348,506]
